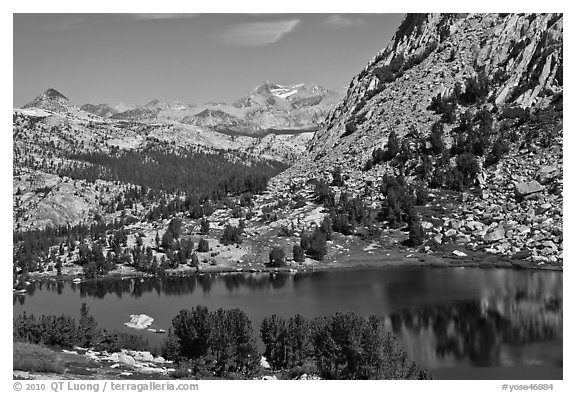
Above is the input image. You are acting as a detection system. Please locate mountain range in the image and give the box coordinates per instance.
[72,82,344,135]
[14,13,563,272]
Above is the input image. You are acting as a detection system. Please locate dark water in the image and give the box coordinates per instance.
[13,267,562,380]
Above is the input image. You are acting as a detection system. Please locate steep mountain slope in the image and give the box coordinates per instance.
[269,13,563,267]
[300,13,562,165]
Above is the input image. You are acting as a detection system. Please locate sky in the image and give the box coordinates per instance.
[13,13,405,107]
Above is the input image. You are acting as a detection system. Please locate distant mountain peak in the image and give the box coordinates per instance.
[43,88,69,101]
[80,103,119,118]
[249,82,329,101]
[22,88,73,113]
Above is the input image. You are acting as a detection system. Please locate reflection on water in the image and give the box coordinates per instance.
[13,268,562,378]
[387,296,562,369]
[15,272,294,301]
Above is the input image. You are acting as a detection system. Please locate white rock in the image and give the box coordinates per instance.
[118,352,136,367]
[124,314,154,330]
[260,356,271,369]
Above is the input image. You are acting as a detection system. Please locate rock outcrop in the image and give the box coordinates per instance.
[124,314,154,330]
[269,13,563,267]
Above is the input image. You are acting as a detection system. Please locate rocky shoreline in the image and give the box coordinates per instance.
[20,245,561,290]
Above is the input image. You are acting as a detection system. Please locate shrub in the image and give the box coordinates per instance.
[306,228,327,261]
[414,182,429,206]
[278,225,296,237]
[189,203,204,219]
[343,122,357,137]
[459,71,490,105]
[168,218,182,239]
[239,192,253,207]
[189,252,200,267]
[379,187,405,228]
[377,175,414,228]
[456,153,480,186]
[200,218,210,235]
[428,92,457,123]
[300,231,311,251]
[320,216,333,241]
[169,306,212,360]
[293,244,305,263]
[231,205,243,218]
[209,308,259,376]
[291,194,307,209]
[384,130,400,161]
[451,132,467,156]
[95,331,149,353]
[485,140,506,167]
[407,215,426,246]
[78,303,98,348]
[417,154,433,180]
[445,167,465,191]
[331,211,353,235]
[429,121,445,155]
[161,230,175,251]
[374,54,405,83]
[466,130,489,156]
[261,314,312,370]
[221,224,242,246]
[268,246,286,267]
[310,313,429,380]
[197,239,209,252]
[312,179,335,208]
[331,167,344,187]
[168,306,259,377]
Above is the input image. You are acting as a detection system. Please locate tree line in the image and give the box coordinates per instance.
[61,148,286,200]
[162,306,431,380]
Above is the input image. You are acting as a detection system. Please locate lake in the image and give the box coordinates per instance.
[13,266,562,380]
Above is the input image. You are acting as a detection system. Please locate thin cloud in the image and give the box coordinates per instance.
[48,15,98,30]
[222,19,300,47]
[44,14,201,30]
[130,13,201,21]
[325,15,366,28]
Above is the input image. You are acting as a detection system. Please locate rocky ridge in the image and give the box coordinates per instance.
[268,13,563,268]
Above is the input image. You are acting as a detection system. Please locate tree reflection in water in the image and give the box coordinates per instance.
[387,293,562,367]
[20,272,296,301]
